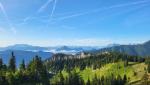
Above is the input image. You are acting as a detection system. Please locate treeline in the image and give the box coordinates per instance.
[0,52,50,85]
[46,52,145,72]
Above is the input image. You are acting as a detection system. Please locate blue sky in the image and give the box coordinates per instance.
[0,0,150,46]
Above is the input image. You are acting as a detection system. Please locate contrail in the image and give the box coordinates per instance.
[23,0,55,23]
[0,2,16,34]
[0,2,10,24]
[50,0,57,18]
[38,0,54,13]
[56,0,150,21]
[87,3,150,25]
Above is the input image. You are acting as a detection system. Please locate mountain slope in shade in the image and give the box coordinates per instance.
[97,40,150,56]
[0,50,53,66]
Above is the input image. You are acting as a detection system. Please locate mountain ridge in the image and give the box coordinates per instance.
[96,40,150,56]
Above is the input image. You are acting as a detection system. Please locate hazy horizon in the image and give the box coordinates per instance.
[0,39,148,48]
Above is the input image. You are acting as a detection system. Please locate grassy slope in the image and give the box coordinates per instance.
[51,62,147,84]
[80,62,147,83]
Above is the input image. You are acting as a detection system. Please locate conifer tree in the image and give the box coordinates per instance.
[0,58,3,70]
[8,52,16,72]
[19,59,26,70]
[27,55,50,85]
[86,78,91,85]
[123,74,127,84]
[59,72,64,85]
[92,74,98,85]
[101,75,105,85]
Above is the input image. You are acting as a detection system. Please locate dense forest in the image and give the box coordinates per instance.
[0,52,150,85]
[46,52,145,72]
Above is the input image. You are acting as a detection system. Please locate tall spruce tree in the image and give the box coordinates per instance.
[0,58,3,70]
[27,55,50,85]
[123,74,127,84]
[19,59,26,70]
[8,52,16,72]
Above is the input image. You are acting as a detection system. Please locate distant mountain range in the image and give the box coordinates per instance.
[97,40,150,56]
[0,44,101,54]
[1,40,150,65]
[0,44,101,65]
[0,44,47,51]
